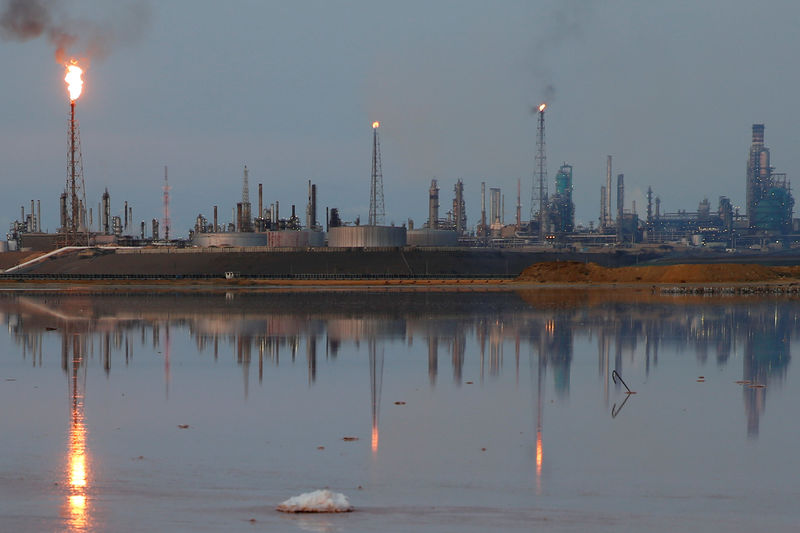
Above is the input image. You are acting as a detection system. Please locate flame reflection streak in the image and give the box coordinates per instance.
[65,335,90,531]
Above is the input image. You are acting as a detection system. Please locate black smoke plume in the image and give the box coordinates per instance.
[0,0,149,63]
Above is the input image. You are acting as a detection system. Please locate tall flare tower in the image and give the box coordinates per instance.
[62,62,88,246]
[163,166,171,241]
[369,121,385,226]
[241,165,252,232]
[530,104,548,242]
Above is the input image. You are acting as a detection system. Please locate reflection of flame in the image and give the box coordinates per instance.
[372,121,380,129]
[67,401,89,528]
[371,425,379,454]
[538,103,546,112]
[65,62,84,101]
[535,429,543,474]
[535,429,543,493]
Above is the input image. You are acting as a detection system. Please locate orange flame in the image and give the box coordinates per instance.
[538,103,546,112]
[372,121,380,129]
[65,63,84,101]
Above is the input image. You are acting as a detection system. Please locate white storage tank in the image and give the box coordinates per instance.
[407,228,459,247]
[327,225,406,247]
[191,232,268,247]
[267,230,325,248]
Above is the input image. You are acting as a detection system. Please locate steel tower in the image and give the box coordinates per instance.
[63,99,88,245]
[530,104,548,241]
[369,121,385,226]
[163,166,170,241]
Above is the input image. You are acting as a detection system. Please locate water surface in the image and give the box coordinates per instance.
[0,289,797,532]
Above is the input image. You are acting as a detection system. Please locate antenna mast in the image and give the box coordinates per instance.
[369,121,385,226]
[163,166,170,241]
[530,103,548,242]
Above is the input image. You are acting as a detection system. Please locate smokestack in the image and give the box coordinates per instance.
[236,203,243,232]
[516,179,521,229]
[37,200,40,231]
[480,181,486,236]
[600,186,606,229]
[59,192,67,231]
[213,205,218,232]
[307,180,312,229]
[102,189,110,235]
[258,183,263,220]
[124,200,128,230]
[616,173,624,242]
[311,184,317,229]
[605,155,612,228]
[428,179,439,229]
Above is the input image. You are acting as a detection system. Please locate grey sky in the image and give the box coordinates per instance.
[1,0,798,235]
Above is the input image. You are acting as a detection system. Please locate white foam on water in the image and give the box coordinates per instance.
[277,489,352,513]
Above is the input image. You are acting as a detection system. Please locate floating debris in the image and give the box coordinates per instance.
[465,381,474,385]
[735,380,751,385]
[177,424,190,429]
[393,401,406,405]
[342,436,359,442]
[749,384,766,389]
[277,489,352,513]
[45,327,57,331]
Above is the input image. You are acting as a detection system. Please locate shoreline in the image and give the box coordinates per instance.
[0,277,799,294]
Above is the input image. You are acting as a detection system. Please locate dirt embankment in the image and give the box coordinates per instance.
[0,251,44,270]
[517,261,800,284]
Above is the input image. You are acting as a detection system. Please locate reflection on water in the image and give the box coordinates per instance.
[1,289,798,530]
[65,329,90,531]
[5,291,795,438]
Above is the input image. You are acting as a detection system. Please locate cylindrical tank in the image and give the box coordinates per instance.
[327,226,406,247]
[267,230,325,247]
[407,228,459,247]
[192,232,268,247]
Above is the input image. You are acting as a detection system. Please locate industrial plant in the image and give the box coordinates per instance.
[3,62,799,269]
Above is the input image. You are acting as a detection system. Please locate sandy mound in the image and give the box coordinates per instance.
[517,261,797,284]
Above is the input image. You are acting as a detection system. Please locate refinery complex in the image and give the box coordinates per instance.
[3,65,798,267]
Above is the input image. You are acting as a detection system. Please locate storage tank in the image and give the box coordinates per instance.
[327,225,406,247]
[407,228,459,247]
[267,230,325,247]
[191,232,268,247]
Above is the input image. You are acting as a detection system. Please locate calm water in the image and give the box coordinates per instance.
[0,288,798,532]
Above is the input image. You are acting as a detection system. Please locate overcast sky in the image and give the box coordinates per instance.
[1,0,799,236]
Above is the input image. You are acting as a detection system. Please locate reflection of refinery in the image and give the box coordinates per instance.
[4,292,794,440]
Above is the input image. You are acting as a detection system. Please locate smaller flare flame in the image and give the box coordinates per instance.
[65,62,84,101]
[538,103,546,112]
[372,121,380,129]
